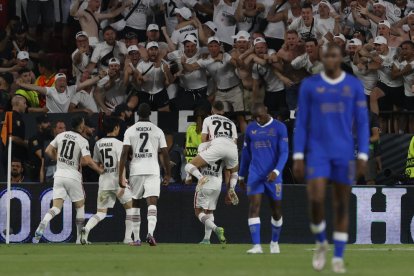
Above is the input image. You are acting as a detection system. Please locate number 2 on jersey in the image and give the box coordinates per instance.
[139,132,149,153]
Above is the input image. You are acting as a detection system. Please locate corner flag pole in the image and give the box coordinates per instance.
[2,112,13,244]
[6,128,12,244]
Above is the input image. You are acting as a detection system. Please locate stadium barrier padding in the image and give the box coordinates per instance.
[1,184,414,244]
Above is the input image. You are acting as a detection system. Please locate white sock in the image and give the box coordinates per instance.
[41,206,61,226]
[204,214,214,240]
[147,205,157,236]
[132,208,141,241]
[185,163,203,180]
[85,212,106,232]
[75,206,85,240]
[198,213,217,232]
[125,208,133,241]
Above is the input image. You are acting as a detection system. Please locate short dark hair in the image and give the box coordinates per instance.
[302,3,313,10]
[325,42,342,52]
[138,103,151,118]
[212,101,225,112]
[71,115,85,130]
[400,40,414,49]
[18,68,31,75]
[103,25,116,35]
[103,116,120,134]
[38,58,54,71]
[305,38,318,46]
[11,158,22,164]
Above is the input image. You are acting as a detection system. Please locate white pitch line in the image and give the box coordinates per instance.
[305,248,414,251]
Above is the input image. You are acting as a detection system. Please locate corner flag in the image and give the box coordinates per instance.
[1,111,12,145]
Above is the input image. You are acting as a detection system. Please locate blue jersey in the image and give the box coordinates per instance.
[293,72,369,162]
[239,118,289,184]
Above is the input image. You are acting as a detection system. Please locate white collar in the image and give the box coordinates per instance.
[320,71,346,85]
[256,117,273,128]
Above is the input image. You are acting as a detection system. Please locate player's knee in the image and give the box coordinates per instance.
[248,203,260,216]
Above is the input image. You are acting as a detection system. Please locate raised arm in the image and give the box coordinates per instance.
[16,80,47,95]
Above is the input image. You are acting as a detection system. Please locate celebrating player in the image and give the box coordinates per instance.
[119,103,171,246]
[293,43,369,273]
[34,116,104,243]
[185,101,239,204]
[239,103,289,254]
[193,142,227,244]
[80,117,134,244]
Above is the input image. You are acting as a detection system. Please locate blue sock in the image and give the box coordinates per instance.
[333,232,348,259]
[248,217,261,245]
[271,217,283,242]
[310,221,327,243]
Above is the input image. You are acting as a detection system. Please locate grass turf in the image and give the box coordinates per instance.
[0,243,413,276]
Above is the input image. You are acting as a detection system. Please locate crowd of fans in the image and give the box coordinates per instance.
[1,0,414,184]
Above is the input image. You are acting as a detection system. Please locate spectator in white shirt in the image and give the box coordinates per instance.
[69,71,99,114]
[16,72,104,113]
[72,31,93,83]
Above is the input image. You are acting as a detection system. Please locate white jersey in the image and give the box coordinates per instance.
[93,137,124,190]
[252,49,284,92]
[163,0,198,35]
[399,60,414,97]
[288,17,318,40]
[262,0,287,39]
[70,88,99,113]
[50,131,91,182]
[171,24,199,51]
[97,77,127,111]
[199,142,223,190]
[124,0,153,30]
[202,114,238,141]
[136,60,167,94]
[378,48,403,87]
[351,63,378,95]
[315,16,335,41]
[46,85,77,113]
[71,49,90,82]
[197,53,240,90]
[167,50,207,89]
[124,121,167,176]
[291,53,324,75]
[213,0,239,45]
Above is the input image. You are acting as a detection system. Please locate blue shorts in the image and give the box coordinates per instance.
[247,175,283,201]
[306,157,356,185]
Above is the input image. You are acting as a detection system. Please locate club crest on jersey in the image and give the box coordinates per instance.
[268,128,276,136]
[316,86,325,93]
[342,85,352,97]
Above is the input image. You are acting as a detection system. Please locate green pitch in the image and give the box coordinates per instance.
[0,243,413,276]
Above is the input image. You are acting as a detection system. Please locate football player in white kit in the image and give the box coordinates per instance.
[119,103,171,246]
[34,116,104,243]
[194,142,227,244]
[80,117,134,244]
[185,101,240,205]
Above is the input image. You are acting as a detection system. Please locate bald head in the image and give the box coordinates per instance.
[251,103,270,125]
[11,95,27,113]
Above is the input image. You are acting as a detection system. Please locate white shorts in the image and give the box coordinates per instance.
[53,176,84,202]
[97,188,133,209]
[199,138,238,169]
[129,175,161,199]
[194,188,221,210]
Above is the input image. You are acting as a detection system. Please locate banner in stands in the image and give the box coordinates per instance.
[1,184,414,244]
